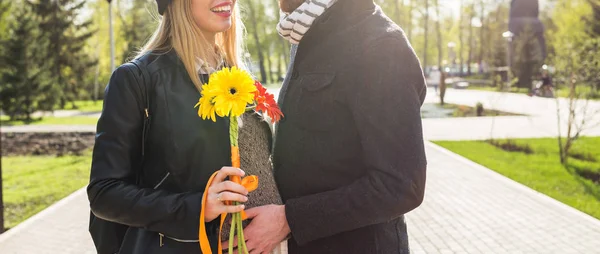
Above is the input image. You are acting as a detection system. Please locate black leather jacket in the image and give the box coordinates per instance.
[87,50,228,253]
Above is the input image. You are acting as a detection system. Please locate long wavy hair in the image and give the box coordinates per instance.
[137,0,245,90]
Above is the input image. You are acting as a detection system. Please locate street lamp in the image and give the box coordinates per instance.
[502,31,514,90]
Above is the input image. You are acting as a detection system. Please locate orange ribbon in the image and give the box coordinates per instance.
[199,145,259,253]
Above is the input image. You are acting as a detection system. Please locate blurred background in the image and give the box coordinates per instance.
[0,0,599,253]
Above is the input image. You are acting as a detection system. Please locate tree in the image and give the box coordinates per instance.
[549,0,600,164]
[585,0,600,91]
[434,0,443,68]
[467,3,475,75]
[478,0,486,73]
[28,0,96,109]
[0,5,51,121]
[0,0,9,235]
[586,0,600,37]
[458,0,465,76]
[245,0,267,83]
[423,0,429,69]
[117,0,157,62]
[0,0,12,70]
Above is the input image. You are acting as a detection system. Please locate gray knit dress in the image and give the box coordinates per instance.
[221,112,286,253]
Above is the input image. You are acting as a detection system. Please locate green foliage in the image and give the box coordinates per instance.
[241,0,289,84]
[2,152,91,229]
[586,0,600,37]
[27,0,97,109]
[0,5,52,121]
[547,0,598,95]
[117,0,158,62]
[435,137,600,220]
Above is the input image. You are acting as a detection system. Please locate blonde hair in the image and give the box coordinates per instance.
[138,0,245,90]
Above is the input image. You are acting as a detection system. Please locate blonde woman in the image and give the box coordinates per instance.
[87,0,283,253]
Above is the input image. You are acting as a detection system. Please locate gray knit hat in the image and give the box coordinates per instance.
[157,0,171,15]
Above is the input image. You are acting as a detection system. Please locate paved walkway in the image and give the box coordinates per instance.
[4,88,599,140]
[1,143,599,253]
[422,88,600,140]
[407,143,600,253]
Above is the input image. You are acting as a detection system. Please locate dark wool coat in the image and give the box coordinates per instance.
[273,0,428,253]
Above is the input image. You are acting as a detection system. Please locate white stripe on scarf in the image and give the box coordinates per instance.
[277,0,337,44]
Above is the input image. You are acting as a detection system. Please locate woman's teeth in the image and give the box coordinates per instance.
[212,5,231,13]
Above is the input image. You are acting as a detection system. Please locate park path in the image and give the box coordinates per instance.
[4,88,600,140]
[422,88,600,140]
[1,143,599,253]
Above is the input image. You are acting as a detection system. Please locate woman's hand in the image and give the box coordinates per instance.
[205,167,249,222]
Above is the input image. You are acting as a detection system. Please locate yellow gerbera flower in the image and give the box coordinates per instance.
[195,83,219,122]
[210,67,257,118]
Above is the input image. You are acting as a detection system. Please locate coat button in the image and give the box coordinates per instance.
[291,70,299,80]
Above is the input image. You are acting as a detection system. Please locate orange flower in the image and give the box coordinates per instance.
[253,81,283,123]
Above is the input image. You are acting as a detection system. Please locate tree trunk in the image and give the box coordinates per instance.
[478,0,485,74]
[247,0,267,83]
[394,0,402,26]
[435,0,444,105]
[467,3,475,76]
[557,98,565,164]
[423,0,429,69]
[276,48,282,83]
[265,47,273,84]
[0,126,4,233]
[407,0,413,41]
[563,72,578,164]
[458,0,464,76]
[435,0,442,68]
[262,24,274,84]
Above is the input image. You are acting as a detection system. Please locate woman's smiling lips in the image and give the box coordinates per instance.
[211,2,232,18]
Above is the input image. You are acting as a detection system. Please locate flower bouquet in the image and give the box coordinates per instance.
[196,67,283,254]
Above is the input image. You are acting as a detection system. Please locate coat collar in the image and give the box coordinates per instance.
[302,0,376,42]
[294,0,377,63]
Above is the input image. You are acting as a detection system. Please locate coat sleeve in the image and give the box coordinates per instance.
[87,65,204,240]
[284,35,428,245]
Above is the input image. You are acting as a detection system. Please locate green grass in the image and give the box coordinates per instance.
[435,137,600,220]
[2,152,92,229]
[468,84,600,100]
[57,100,103,112]
[1,115,98,126]
[468,85,530,94]
[555,86,600,100]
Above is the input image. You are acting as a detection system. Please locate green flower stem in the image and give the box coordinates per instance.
[229,116,239,147]
[229,210,236,254]
[237,211,243,254]
[238,212,249,254]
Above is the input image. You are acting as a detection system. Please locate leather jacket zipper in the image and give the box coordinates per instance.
[153,172,170,189]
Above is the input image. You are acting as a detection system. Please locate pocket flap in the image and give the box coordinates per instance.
[300,73,336,92]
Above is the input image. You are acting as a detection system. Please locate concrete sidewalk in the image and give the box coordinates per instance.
[1,143,599,253]
[422,88,600,140]
[407,143,600,253]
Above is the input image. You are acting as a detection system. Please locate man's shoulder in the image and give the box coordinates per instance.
[358,8,410,50]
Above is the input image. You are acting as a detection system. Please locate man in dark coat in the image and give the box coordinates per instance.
[239,0,428,253]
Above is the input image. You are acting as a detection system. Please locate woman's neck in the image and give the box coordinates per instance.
[200,31,220,68]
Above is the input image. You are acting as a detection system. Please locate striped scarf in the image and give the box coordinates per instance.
[277,0,337,44]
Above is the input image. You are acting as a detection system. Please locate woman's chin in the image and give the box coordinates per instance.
[206,20,232,34]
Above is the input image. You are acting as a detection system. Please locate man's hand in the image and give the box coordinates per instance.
[223,205,291,254]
